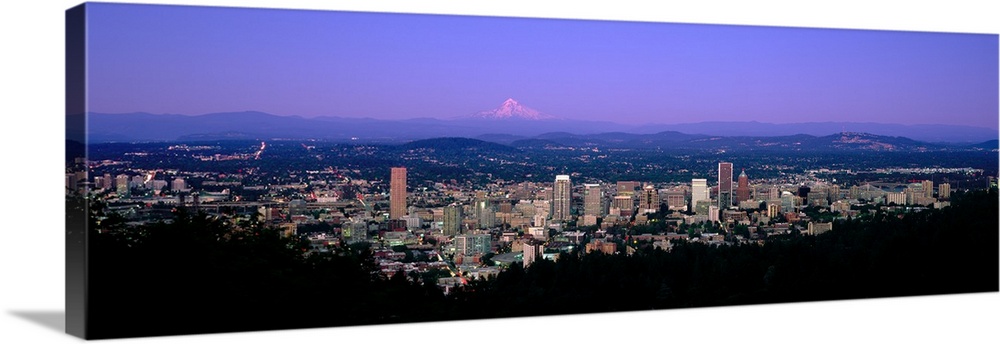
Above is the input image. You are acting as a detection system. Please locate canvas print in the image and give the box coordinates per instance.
[65,2,999,339]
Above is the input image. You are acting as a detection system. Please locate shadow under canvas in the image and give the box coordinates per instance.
[9,311,66,334]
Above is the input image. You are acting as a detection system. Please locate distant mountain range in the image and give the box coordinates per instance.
[495,131,982,152]
[632,121,999,144]
[357,131,997,154]
[76,108,998,148]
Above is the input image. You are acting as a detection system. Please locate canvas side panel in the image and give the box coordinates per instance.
[65,3,88,339]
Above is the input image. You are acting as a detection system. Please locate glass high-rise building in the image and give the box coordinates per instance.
[443,204,463,236]
[552,175,571,222]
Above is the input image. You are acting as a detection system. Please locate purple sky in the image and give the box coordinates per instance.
[86,3,998,129]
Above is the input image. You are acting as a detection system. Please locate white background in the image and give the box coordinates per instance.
[1,1,997,343]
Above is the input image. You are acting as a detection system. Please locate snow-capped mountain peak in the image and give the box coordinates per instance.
[472,98,557,120]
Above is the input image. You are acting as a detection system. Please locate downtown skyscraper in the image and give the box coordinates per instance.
[390,167,407,219]
[639,184,659,213]
[718,162,733,208]
[583,183,604,217]
[736,169,750,204]
[552,175,571,222]
[691,178,708,205]
[443,204,462,236]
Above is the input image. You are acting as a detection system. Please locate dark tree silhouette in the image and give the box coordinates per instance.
[84,188,998,338]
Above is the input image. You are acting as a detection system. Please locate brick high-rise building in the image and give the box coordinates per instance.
[736,169,750,204]
[718,162,733,208]
[665,190,686,210]
[390,167,407,219]
[639,184,659,213]
[612,195,634,217]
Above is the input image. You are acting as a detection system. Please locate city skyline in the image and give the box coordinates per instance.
[83,3,998,129]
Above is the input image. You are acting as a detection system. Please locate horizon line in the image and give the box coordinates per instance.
[82,110,1000,131]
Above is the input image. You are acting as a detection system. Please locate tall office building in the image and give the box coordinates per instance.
[736,169,750,203]
[390,167,407,220]
[718,162,733,208]
[583,183,604,217]
[639,184,659,213]
[523,241,544,268]
[922,180,934,198]
[828,184,841,203]
[781,191,797,212]
[769,186,780,200]
[443,204,463,236]
[612,195,634,217]
[130,175,145,189]
[169,176,184,192]
[552,175,571,222]
[767,203,781,218]
[691,178,708,206]
[708,205,720,223]
[115,174,130,193]
[938,183,951,200]
[807,189,829,207]
[474,191,494,228]
[886,191,907,205]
